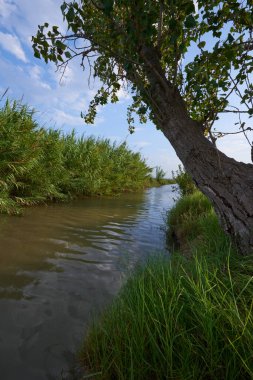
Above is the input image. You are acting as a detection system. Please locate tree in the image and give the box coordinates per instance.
[32,0,253,254]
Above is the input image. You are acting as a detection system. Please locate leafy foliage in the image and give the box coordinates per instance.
[32,1,253,141]
[0,100,152,214]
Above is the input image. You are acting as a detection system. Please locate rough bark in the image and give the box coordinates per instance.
[141,46,253,254]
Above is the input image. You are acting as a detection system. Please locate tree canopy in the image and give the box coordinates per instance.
[32,1,253,253]
[32,0,253,142]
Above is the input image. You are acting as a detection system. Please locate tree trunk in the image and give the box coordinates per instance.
[141,47,253,254]
[163,111,253,255]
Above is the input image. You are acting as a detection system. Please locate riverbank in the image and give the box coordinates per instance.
[80,190,253,379]
[0,184,174,379]
[0,100,158,215]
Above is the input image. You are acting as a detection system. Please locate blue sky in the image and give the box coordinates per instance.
[0,0,252,176]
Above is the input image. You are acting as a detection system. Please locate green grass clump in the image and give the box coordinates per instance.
[0,99,152,214]
[167,191,213,251]
[81,253,253,380]
[80,191,253,379]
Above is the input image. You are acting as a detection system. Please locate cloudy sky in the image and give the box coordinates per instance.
[0,0,252,176]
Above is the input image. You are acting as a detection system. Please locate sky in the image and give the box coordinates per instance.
[0,0,252,176]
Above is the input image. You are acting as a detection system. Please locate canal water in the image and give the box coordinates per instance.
[0,185,176,379]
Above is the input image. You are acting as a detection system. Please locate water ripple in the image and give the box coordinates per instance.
[0,185,177,380]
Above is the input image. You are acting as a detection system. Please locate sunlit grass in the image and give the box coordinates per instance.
[80,192,253,380]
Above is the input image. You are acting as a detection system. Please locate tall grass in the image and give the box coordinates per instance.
[81,254,253,380]
[167,190,213,253]
[80,191,253,379]
[0,100,152,214]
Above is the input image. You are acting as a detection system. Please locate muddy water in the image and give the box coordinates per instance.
[0,185,175,379]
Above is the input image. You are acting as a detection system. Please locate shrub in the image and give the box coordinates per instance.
[172,164,197,196]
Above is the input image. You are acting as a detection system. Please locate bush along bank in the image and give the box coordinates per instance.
[0,100,154,214]
[80,172,253,379]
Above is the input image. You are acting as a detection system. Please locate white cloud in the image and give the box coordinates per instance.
[134,141,151,148]
[30,65,41,81]
[0,0,16,19]
[53,65,74,87]
[52,109,83,127]
[45,108,104,131]
[134,127,145,132]
[0,31,27,62]
[117,86,130,102]
[217,134,252,163]
[0,0,65,49]
[30,65,51,90]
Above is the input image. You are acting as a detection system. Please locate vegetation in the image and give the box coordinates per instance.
[0,100,153,214]
[80,185,253,379]
[33,0,253,253]
[172,164,197,196]
[155,166,166,184]
[147,166,175,187]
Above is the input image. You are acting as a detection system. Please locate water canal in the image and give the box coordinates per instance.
[0,185,176,379]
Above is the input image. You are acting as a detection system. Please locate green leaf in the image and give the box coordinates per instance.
[198,41,206,49]
[65,51,72,59]
[34,50,40,59]
[66,7,75,22]
[225,49,234,60]
[227,33,234,43]
[183,0,195,15]
[60,2,67,14]
[184,15,196,28]
[102,0,113,15]
[57,55,64,62]
[55,40,66,50]
[213,31,222,38]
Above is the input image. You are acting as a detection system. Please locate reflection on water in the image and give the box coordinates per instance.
[0,185,176,379]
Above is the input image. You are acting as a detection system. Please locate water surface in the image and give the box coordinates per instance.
[0,185,175,379]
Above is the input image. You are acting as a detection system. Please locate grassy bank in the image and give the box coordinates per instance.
[80,190,253,379]
[0,100,154,214]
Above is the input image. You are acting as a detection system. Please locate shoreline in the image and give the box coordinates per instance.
[78,190,253,379]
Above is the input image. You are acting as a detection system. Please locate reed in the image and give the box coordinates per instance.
[0,100,152,214]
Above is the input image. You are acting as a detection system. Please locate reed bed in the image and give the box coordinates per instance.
[0,100,152,214]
